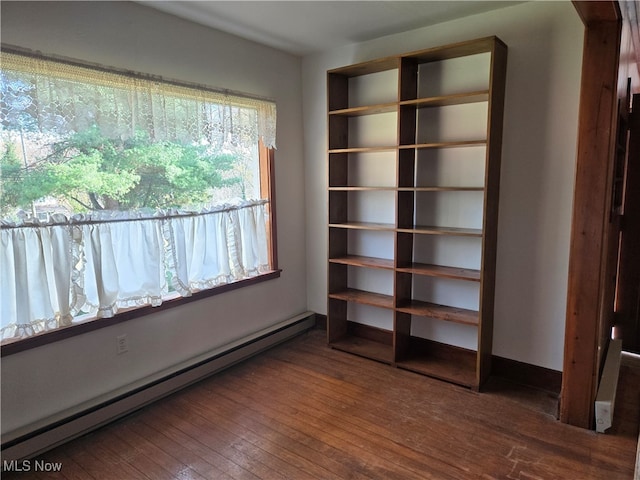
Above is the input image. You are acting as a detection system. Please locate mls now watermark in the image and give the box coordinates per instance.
[3,459,63,473]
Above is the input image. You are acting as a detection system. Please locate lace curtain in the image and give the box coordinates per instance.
[0,202,270,340]
[0,51,277,149]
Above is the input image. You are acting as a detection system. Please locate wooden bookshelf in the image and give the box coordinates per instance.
[327,36,507,390]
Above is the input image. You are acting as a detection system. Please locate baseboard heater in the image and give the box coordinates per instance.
[595,338,622,433]
[1,312,316,461]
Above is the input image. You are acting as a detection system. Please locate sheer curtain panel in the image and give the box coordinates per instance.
[0,202,270,341]
[1,223,74,339]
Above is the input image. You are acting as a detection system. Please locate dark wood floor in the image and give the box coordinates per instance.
[4,328,639,479]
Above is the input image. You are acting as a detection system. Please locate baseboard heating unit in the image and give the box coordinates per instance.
[1,312,316,461]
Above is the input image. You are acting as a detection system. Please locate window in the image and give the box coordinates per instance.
[0,49,278,347]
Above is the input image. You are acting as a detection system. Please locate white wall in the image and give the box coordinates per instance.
[1,1,307,438]
[303,1,584,370]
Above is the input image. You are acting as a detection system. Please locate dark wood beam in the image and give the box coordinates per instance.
[572,0,621,25]
[561,1,622,428]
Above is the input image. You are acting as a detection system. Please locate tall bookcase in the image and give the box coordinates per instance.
[327,36,507,390]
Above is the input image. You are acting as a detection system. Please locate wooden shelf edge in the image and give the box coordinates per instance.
[329,186,397,191]
[329,222,396,232]
[329,255,395,270]
[396,336,480,388]
[329,90,489,117]
[330,223,482,236]
[329,141,486,153]
[328,56,399,77]
[399,140,486,150]
[400,90,489,108]
[396,263,481,281]
[396,358,476,388]
[399,225,483,237]
[329,337,394,364]
[397,300,479,326]
[402,36,501,63]
[329,102,397,117]
[329,288,394,309]
[328,146,397,154]
[330,187,484,192]
[330,186,484,192]
[398,187,485,192]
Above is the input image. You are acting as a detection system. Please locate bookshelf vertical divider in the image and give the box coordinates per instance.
[327,37,507,390]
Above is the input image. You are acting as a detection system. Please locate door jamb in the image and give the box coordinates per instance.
[561,1,622,428]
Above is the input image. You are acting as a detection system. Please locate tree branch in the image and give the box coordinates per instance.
[142,181,154,208]
[69,195,93,211]
[88,192,104,210]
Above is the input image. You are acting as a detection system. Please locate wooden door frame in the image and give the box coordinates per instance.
[561,1,622,428]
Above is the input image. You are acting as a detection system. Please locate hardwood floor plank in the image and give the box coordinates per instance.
[151,398,301,480]
[205,364,470,479]
[127,415,234,480]
[259,331,636,478]
[65,435,148,480]
[238,356,502,477]
[4,329,637,480]
[166,393,339,480]
[38,450,95,480]
[184,383,383,480]
[138,406,261,480]
[78,428,162,480]
[109,421,210,480]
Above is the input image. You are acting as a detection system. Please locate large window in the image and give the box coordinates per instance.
[0,49,278,346]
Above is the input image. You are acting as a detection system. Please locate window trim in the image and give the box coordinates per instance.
[0,270,281,357]
[0,48,281,356]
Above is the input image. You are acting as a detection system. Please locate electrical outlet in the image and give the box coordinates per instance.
[116,334,128,355]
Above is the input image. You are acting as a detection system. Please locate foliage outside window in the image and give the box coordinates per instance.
[0,50,277,343]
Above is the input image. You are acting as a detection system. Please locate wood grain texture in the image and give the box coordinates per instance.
[4,330,637,480]
[561,12,622,428]
[398,140,486,149]
[328,255,394,270]
[328,288,394,309]
[399,90,489,108]
[396,300,479,326]
[329,103,397,117]
[477,36,507,389]
[328,56,399,78]
[396,263,481,282]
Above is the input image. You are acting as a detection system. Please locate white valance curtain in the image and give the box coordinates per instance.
[0,50,277,149]
[0,201,270,340]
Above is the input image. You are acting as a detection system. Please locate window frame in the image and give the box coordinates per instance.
[0,47,281,356]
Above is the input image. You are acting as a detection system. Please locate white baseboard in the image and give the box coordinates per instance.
[595,339,623,433]
[1,312,316,461]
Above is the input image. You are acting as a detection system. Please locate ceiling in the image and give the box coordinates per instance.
[141,1,522,56]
